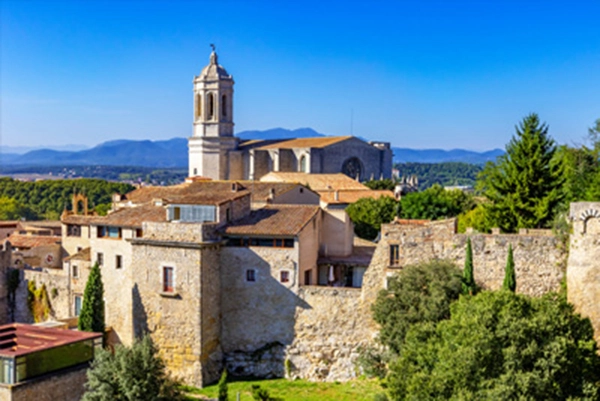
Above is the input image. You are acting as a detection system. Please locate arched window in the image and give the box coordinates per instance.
[222,94,227,118]
[207,93,214,120]
[342,157,363,180]
[195,93,202,119]
[299,155,307,172]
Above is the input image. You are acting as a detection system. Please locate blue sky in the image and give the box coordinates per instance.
[2,0,599,150]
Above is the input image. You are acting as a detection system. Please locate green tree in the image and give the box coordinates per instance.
[0,196,36,220]
[78,263,105,336]
[371,260,462,355]
[479,114,564,232]
[400,185,473,220]
[363,178,397,191]
[503,244,516,292]
[462,238,476,295]
[457,203,492,233]
[83,335,184,401]
[346,196,398,240]
[218,370,228,401]
[387,291,600,400]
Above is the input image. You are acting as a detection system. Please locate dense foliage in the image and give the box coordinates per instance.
[503,244,516,292]
[345,196,398,240]
[395,162,482,189]
[462,238,476,295]
[83,335,184,401]
[363,179,397,191]
[400,184,473,220]
[78,263,105,337]
[0,177,133,220]
[371,260,463,355]
[387,291,600,400]
[478,114,564,232]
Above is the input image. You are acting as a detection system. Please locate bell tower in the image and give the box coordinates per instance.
[188,47,237,179]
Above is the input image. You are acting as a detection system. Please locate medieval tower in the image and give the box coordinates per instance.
[188,49,237,179]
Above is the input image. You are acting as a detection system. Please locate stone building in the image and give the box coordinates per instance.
[188,51,392,181]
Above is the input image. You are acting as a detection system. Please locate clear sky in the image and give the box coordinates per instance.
[2,0,599,150]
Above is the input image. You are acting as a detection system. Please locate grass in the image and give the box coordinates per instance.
[181,376,384,401]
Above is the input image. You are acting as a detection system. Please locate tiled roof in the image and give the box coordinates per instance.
[256,136,352,150]
[4,234,61,249]
[319,189,395,205]
[0,221,19,227]
[64,247,91,262]
[123,182,250,205]
[260,172,368,191]
[97,205,167,228]
[224,205,320,236]
[21,221,62,229]
[61,214,101,225]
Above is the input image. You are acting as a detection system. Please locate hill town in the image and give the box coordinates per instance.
[1,49,600,401]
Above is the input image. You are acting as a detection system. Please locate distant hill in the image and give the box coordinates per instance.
[0,128,504,168]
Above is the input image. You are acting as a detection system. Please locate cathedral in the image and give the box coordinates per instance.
[188,50,393,181]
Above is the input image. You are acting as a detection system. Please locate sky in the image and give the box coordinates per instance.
[1,0,599,151]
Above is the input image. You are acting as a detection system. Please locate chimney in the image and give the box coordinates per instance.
[269,188,276,200]
[334,191,339,202]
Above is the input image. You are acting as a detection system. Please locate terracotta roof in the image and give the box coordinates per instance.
[319,189,395,205]
[123,182,250,205]
[96,205,167,228]
[260,172,368,191]
[256,136,352,150]
[4,234,61,249]
[21,221,62,229]
[61,214,101,225]
[64,247,91,262]
[224,205,320,236]
[0,323,101,357]
[0,221,19,227]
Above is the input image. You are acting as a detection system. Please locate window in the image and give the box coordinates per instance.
[246,269,256,282]
[74,296,82,316]
[224,237,294,248]
[195,93,202,119]
[304,270,311,285]
[96,252,104,266]
[163,266,174,293]
[173,207,181,221]
[116,255,122,269]
[390,244,400,266]
[207,93,214,120]
[76,247,82,253]
[222,94,227,117]
[135,228,143,238]
[72,265,79,278]
[226,208,231,222]
[97,226,121,238]
[299,155,307,172]
[280,271,290,283]
[67,225,81,237]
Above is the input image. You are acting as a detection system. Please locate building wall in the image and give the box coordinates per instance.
[0,364,88,401]
[61,225,90,256]
[567,202,600,343]
[0,243,10,324]
[319,207,353,257]
[272,187,320,206]
[320,138,392,180]
[297,214,320,285]
[15,268,71,323]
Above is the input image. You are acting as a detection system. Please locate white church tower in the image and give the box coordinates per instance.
[188,48,237,179]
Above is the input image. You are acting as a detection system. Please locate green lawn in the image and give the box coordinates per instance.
[182,377,384,401]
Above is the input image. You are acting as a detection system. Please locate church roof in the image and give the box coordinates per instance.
[256,136,353,150]
[223,205,320,236]
[260,172,369,191]
[197,51,232,81]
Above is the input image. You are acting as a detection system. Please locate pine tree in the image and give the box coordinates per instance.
[503,244,516,292]
[78,262,105,336]
[218,369,228,401]
[481,113,564,232]
[462,237,476,295]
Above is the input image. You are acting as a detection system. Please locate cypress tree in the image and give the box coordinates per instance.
[218,369,228,401]
[503,244,516,292]
[482,113,564,232]
[462,237,476,295]
[78,262,105,336]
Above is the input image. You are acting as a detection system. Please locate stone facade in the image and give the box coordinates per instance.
[0,364,88,401]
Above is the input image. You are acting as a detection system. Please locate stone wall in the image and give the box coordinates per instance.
[0,364,88,401]
[14,267,71,323]
[568,202,600,343]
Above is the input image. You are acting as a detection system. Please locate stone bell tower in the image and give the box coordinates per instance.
[188,47,237,179]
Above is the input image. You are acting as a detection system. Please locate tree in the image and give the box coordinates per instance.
[371,260,463,355]
[400,185,473,221]
[363,178,397,191]
[503,244,516,292]
[83,335,184,401]
[78,263,105,337]
[387,291,600,400]
[479,114,564,232]
[218,370,228,401]
[462,238,476,295]
[346,196,398,240]
[0,196,36,220]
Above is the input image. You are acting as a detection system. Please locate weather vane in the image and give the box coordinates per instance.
[210,43,216,52]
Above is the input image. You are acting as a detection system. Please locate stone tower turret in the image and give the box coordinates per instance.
[188,48,238,179]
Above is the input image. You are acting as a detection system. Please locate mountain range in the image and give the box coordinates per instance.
[0,128,503,168]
